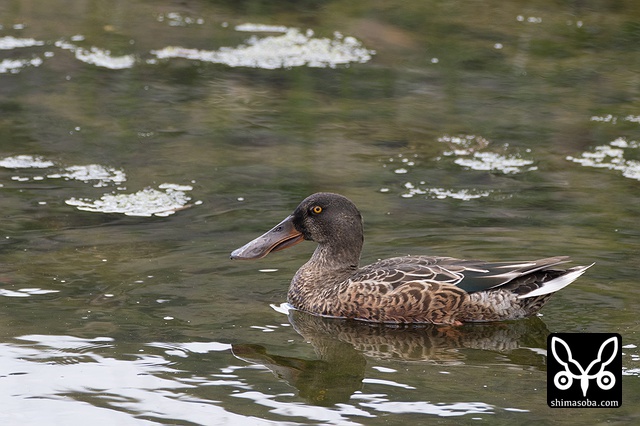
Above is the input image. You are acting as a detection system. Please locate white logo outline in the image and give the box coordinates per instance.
[551,336,618,397]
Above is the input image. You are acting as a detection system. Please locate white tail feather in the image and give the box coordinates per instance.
[517,263,594,299]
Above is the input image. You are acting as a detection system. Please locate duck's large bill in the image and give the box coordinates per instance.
[231,215,304,260]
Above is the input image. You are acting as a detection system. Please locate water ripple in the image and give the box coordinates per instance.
[0,336,283,425]
[358,399,495,417]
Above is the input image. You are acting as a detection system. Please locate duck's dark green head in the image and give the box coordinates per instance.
[230,192,364,261]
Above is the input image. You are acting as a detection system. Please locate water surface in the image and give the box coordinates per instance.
[1,1,639,424]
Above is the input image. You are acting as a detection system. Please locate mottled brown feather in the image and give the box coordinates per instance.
[233,193,592,325]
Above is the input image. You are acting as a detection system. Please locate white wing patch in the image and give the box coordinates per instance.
[518,263,594,299]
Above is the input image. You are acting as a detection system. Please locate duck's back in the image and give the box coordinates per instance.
[323,256,588,324]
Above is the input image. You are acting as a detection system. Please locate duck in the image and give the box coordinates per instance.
[231,192,592,325]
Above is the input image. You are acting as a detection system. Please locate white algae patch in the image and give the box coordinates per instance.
[54,40,136,69]
[0,36,47,74]
[400,181,492,200]
[454,152,537,174]
[566,137,640,181]
[425,187,492,200]
[157,12,205,27]
[234,23,289,33]
[0,155,55,169]
[66,185,193,217]
[48,164,127,187]
[73,47,135,69]
[438,134,537,174]
[382,152,495,200]
[382,135,534,201]
[158,183,194,191]
[151,27,374,69]
[1,23,372,72]
[0,36,44,49]
[1,154,196,216]
[438,134,490,156]
[0,57,43,74]
[590,114,640,124]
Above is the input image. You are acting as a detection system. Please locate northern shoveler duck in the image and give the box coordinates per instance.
[231,192,592,325]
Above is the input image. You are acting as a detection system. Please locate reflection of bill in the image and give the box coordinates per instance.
[551,336,618,397]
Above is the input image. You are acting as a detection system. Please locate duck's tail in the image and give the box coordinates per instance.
[517,263,594,299]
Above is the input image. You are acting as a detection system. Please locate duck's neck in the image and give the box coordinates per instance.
[307,239,361,275]
[288,237,363,315]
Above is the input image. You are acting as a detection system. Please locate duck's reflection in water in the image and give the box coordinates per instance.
[232,310,549,406]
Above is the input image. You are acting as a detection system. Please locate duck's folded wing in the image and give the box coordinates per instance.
[355,256,572,294]
[437,256,572,293]
[353,256,463,288]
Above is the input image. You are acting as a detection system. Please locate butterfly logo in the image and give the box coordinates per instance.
[551,335,618,397]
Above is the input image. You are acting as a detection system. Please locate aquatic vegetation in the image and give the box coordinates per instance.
[54,39,136,70]
[424,187,492,200]
[47,164,127,187]
[0,155,55,169]
[0,36,44,49]
[388,181,492,200]
[566,137,640,181]
[575,114,640,180]
[234,23,289,33]
[0,57,43,73]
[381,135,534,200]
[590,114,640,124]
[1,154,197,216]
[438,135,537,174]
[1,22,373,72]
[156,12,205,27]
[65,185,195,217]
[151,27,374,69]
[438,134,490,156]
[0,35,45,73]
[453,152,537,175]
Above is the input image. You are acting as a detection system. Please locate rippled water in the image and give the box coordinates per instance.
[2,1,640,424]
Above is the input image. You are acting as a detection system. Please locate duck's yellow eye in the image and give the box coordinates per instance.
[311,205,323,214]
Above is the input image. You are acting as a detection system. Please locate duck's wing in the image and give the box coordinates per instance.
[354,256,467,287]
[355,256,573,294]
[445,256,574,293]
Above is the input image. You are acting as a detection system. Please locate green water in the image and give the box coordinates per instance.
[1,0,639,424]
